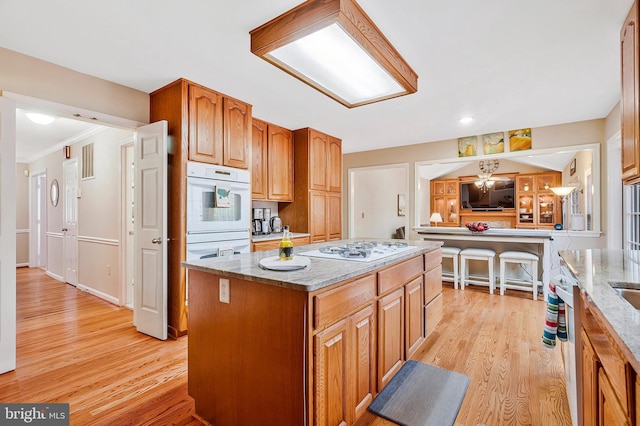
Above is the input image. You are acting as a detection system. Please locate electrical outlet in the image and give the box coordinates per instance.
[107,265,111,276]
[219,278,230,303]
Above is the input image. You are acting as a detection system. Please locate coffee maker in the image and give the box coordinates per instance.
[261,208,271,234]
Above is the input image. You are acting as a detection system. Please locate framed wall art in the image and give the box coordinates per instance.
[508,128,532,151]
[482,132,505,155]
[458,136,477,157]
[570,158,576,176]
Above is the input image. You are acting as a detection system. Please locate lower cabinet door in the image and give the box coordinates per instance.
[350,304,375,422]
[405,276,425,358]
[598,368,630,426]
[377,287,405,391]
[314,318,349,426]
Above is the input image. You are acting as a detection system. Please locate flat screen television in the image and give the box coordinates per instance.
[460,180,515,210]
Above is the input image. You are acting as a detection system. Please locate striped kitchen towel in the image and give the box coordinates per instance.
[542,280,567,348]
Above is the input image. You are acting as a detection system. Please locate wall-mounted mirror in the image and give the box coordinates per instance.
[415,143,600,232]
[50,179,59,207]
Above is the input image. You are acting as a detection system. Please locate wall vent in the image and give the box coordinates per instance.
[82,143,94,179]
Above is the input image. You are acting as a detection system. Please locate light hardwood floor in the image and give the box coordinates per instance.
[3,268,570,425]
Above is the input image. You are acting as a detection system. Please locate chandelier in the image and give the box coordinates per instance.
[474,173,495,192]
[474,160,499,192]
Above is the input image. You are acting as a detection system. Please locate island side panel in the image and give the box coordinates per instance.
[187,270,309,425]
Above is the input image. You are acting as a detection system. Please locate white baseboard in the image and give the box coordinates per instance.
[76,283,120,306]
[45,271,64,282]
[16,263,29,268]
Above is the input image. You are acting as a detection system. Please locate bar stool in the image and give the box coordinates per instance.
[441,247,461,289]
[459,248,496,294]
[499,251,540,300]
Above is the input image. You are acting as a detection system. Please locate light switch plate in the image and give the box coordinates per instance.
[219,278,230,303]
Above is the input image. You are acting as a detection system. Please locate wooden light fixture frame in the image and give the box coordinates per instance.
[250,0,418,108]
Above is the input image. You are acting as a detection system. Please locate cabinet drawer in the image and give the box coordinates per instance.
[314,274,376,330]
[378,256,423,295]
[424,248,442,272]
[424,265,442,305]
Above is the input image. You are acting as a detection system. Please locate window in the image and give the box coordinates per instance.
[624,183,640,250]
[82,143,94,180]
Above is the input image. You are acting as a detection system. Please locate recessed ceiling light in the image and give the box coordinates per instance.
[459,116,474,124]
[25,112,55,125]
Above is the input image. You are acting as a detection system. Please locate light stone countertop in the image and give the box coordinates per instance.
[415,226,553,238]
[183,239,443,292]
[559,249,640,370]
[251,232,310,242]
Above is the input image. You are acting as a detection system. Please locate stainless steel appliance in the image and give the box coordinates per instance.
[186,161,251,255]
[299,241,417,262]
[270,216,282,233]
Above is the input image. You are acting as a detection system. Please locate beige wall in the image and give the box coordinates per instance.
[16,163,29,265]
[0,47,149,124]
[28,126,134,302]
[343,119,607,239]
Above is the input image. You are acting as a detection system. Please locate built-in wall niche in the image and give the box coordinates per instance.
[415,143,599,232]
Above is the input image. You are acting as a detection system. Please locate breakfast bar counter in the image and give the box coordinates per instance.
[182,239,443,425]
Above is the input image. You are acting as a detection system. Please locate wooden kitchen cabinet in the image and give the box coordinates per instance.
[279,128,343,242]
[377,287,404,390]
[186,82,251,169]
[578,292,634,426]
[515,173,560,229]
[621,1,640,183]
[430,179,460,226]
[150,78,253,338]
[251,235,310,252]
[251,118,268,199]
[405,276,425,359]
[251,118,293,201]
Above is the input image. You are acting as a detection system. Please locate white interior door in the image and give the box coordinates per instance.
[30,172,47,268]
[0,96,17,373]
[134,121,167,340]
[63,158,79,286]
[123,143,135,309]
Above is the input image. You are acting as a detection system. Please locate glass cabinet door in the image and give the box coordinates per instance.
[433,181,445,195]
[536,174,557,192]
[517,175,534,193]
[537,194,556,225]
[517,194,535,226]
[445,180,457,195]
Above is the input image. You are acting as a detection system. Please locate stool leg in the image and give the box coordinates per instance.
[489,257,494,295]
[453,255,459,290]
[532,260,539,301]
[500,259,505,296]
[460,256,466,290]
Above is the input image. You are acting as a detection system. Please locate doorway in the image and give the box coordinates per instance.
[348,164,410,239]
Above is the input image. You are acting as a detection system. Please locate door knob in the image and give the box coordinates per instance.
[151,237,163,244]
[129,231,135,236]
[62,228,68,232]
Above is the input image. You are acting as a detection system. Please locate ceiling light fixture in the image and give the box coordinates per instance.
[459,116,474,124]
[475,160,499,192]
[25,112,55,125]
[250,0,418,108]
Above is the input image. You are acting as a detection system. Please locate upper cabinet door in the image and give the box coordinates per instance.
[309,129,328,191]
[327,136,342,193]
[267,124,293,201]
[251,118,268,200]
[621,2,640,182]
[223,97,251,169]
[188,85,223,164]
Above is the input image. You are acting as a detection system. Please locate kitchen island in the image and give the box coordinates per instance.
[183,239,443,425]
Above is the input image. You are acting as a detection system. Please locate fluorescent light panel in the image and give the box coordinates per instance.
[268,23,405,105]
[250,0,418,108]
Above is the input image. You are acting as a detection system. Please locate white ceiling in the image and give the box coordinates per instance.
[1,0,633,158]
